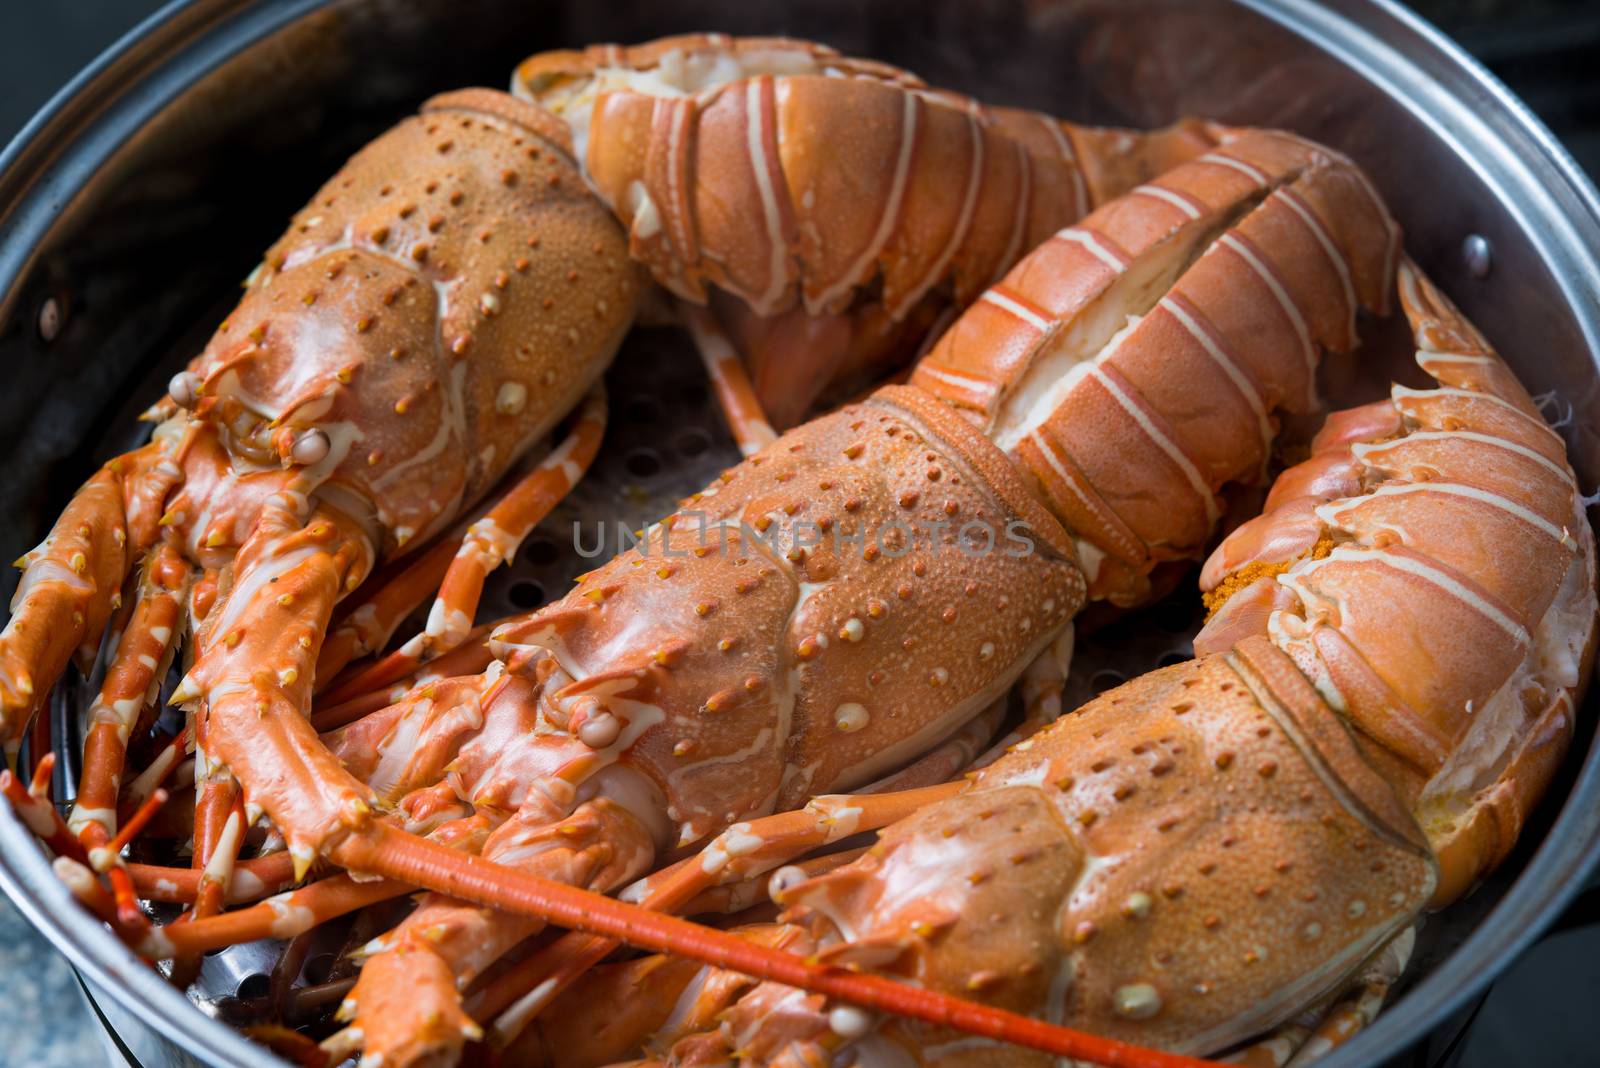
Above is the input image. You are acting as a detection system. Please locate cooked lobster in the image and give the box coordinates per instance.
[1,32,1590,1068]
[0,87,639,934]
[0,29,1205,899]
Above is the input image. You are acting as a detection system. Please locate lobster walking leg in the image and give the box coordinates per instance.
[497,923,809,1068]
[173,779,243,982]
[1,757,84,863]
[675,846,869,918]
[68,539,188,931]
[0,446,175,738]
[321,383,609,703]
[471,783,965,1042]
[68,542,190,851]
[121,726,187,815]
[312,630,496,731]
[315,534,461,687]
[128,851,297,905]
[1223,929,1414,1067]
[144,872,413,960]
[972,627,1074,768]
[1282,929,1415,1067]
[858,696,1006,794]
[683,303,778,456]
[342,796,658,1067]
[179,495,377,878]
[142,808,501,956]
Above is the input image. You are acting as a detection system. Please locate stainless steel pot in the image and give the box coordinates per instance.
[1,2,1597,1065]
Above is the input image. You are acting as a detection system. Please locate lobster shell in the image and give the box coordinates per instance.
[912,128,1401,605]
[491,384,1086,844]
[513,34,1217,427]
[779,635,1434,1058]
[1198,262,1598,904]
[211,88,638,555]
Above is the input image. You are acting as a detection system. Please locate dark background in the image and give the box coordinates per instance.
[0,2,1596,1066]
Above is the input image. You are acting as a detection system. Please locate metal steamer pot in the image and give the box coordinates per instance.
[1,1,1597,1065]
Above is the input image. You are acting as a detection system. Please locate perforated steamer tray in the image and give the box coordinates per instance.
[2,2,1600,1067]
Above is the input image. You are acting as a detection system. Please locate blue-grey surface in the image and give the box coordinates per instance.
[0,893,108,1066]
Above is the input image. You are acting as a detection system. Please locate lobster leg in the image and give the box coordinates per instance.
[172,780,243,983]
[858,695,1007,794]
[53,856,126,932]
[676,846,869,919]
[68,542,190,851]
[315,534,461,687]
[312,629,496,731]
[497,923,810,1068]
[128,851,297,905]
[177,489,378,876]
[0,445,175,740]
[319,384,608,705]
[0,758,84,863]
[342,795,658,1068]
[973,627,1074,769]
[1282,929,1414,1067]
[682,303,778,456]
[141,808,499,957]
[144,871,413,960]
[469,783,963,1050]
[321,671,502,807]
[1223,929,1415,1067]
[121,726,188,814]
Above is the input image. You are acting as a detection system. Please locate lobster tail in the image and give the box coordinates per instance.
[1198,258,1598,903]
[514,34,1218,428]
[913,128,1400,605]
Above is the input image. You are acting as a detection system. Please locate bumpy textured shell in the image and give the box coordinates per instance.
[492,385,1085,844]
[782,637,1435,1059]
[192,89,638,555]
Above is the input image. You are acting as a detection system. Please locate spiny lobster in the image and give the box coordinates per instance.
[311,31,1216,712]
[1,85,640,943]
